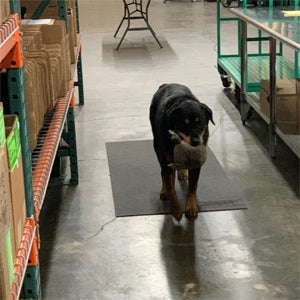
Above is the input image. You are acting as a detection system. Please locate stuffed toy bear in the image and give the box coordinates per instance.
[168,130,207,170]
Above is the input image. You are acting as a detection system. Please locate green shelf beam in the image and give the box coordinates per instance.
[9,0,21,15]
[32,0,69,32]
[77,51,85,105]
[58,0,69,32]
[56,107,79,185]
[67,107,78,185]
[75,0,80,32]
[31,0,51,19]
[21,265,42,300]
[7,68,34,218]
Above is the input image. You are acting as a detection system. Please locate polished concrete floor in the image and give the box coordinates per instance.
[39,1,300,299]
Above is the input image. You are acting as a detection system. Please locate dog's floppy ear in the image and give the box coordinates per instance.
[201,103,215,125]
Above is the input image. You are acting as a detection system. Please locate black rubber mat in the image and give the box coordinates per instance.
[106,140,246,217]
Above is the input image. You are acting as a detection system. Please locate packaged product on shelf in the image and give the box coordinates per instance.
[0,105,15,299]
[260,79,300,135]
[21,0,78,64]
[43,43,68,98]
[21,25,55,150]
[21,23,56,104]
[4,115,27,255]
[40,19,71,96]
[0,146,15,300]
[24,60,40,151]
[0,0,10,24]
[21,20,73,150]
[21,19,71,99]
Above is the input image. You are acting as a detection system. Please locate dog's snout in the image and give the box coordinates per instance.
[191,135,200,146]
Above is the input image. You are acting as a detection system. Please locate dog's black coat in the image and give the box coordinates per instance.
[150,83,213,166]
[149,83,214,221]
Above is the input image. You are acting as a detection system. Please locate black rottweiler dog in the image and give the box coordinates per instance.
[150,83,214,221]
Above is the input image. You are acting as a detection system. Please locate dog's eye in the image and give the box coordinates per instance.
[195,117,200,123]
[185,119,190,124]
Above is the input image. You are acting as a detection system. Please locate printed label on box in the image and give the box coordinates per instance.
[7,130,18,172]
[14,120,21,158]
[0,109,5,148]
[6,230,14,285]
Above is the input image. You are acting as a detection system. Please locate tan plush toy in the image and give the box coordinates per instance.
[168,130,207,170]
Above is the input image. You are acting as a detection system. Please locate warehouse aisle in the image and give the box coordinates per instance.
[39,1,299,299]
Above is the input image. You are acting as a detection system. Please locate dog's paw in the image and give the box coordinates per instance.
[172,210,183,222]
[185,206,198,221]
[171,202,183,222]
[177,169,188,181]
[160,191,168,200]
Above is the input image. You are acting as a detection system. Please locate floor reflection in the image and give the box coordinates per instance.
[160,217,201,299]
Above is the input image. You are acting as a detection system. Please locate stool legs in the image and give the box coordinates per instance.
[144,0,163,48]
[114,0,162,50]
[115,4,131,50]
[144,19,163,49]
[114,2,127,38]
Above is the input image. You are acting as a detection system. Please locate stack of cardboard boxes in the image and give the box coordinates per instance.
[20,0,78,64]
[21,19,72,150]
[260,79,300,135]
[0,103,27,299]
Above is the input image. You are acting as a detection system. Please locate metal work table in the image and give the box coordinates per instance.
[230,6,299,157]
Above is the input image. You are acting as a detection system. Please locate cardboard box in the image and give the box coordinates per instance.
[0,146,15,300]
[22,19,71,100]
[40,20,71,96]
[4,115,27,254]
[0,0,10,24]
[260,79,300,135]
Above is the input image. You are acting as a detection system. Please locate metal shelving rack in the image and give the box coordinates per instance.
[217,0,300,157]
[217,0,299,91]
[1,0,84,299]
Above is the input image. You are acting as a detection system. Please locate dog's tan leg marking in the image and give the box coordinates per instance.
[160,167,182,221]
[185,168,201,220]
[177,169,188,181]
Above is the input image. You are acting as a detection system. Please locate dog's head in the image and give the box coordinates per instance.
[167,99,214,146]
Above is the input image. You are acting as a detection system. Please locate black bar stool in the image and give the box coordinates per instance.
[114,0,163,50]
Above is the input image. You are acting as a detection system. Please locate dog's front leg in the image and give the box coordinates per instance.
[160,166,182,221]
[177,169,188,181]
[185,168,201,220]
